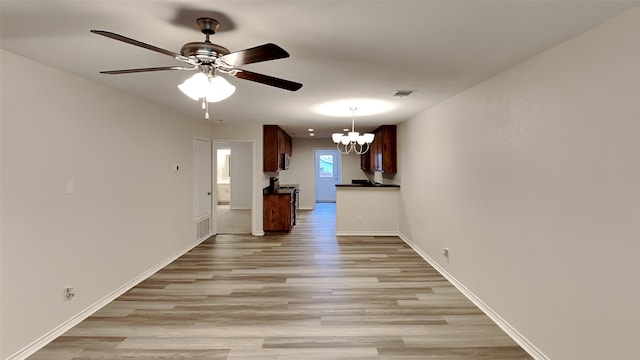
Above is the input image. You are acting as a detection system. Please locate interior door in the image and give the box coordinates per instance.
[315,149,340,203]
[194,138,212,220]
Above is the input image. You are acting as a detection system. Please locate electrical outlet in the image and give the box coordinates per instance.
[442,248,449,259]
[64,286,75,301]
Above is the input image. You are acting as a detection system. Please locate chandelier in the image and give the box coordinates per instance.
[331,107,375,154]
[178,66,236,120]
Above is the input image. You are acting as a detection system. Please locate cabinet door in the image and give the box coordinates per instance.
[263,194,292,231]
[361,147,372,171]
[373,131,383,171]
[380,125,397,173]
[359,125,397,173]
[277,129,286,169]
[217,184,230,204]
[283,130,292,155]
[264,125,293,172]
[263,125,279,171]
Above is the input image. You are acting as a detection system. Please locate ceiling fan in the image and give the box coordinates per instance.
[91,17,303,92]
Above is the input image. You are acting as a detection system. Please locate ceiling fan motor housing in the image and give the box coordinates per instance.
[181,42,230,64]
[181,18,230,64]
[197,17,220,35]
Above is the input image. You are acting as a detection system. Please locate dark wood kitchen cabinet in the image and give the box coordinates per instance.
[361,125,397,173]
[263,125,292,172]
[263,192,294,231]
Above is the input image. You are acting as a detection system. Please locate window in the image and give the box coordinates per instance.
[319,155,334,177]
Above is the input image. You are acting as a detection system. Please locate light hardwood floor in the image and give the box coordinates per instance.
[216,205,251,234]
[28,203,532,359]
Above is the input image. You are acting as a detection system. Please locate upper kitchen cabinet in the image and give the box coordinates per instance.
[264,125,293,172]
[361,125,397,173]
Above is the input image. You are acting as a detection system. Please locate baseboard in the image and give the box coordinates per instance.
[398,232,549,360]
[6,238,207,360]
[335,231,400,237]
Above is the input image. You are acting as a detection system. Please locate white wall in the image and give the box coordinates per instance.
[336,187,399,235]
[228,141,252,209]
[397,7,640,360]
[340,150,369,185]
[0,50,212,359]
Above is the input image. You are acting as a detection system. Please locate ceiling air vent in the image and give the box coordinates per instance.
[394,90,416,97]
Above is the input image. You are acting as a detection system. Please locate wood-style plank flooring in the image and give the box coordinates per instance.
[216,205,251,234]
[28,203,532,359]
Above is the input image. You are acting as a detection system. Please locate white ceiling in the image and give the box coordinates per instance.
[2,1,638,138]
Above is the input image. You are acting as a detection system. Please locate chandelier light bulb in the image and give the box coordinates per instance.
[363,133,375,143]
[348,131,359,142]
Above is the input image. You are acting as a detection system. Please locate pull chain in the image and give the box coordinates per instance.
[200,98,210,120]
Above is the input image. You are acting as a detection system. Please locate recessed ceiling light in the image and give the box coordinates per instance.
[311,98,396,117]
[308,128,314,132]
[343,128,349,132]
[310,133,315,136]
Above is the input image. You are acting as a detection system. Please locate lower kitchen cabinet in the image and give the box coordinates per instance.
[263,193,294,231]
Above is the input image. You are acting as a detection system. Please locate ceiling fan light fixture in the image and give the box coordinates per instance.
[178,72,209,100]
[178,72,236,103]
[206,75,236,103]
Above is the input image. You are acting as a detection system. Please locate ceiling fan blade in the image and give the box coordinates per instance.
[233,69,302,91]
[219,43,289,66]
[91,30,191,63]
[100,66,196,74]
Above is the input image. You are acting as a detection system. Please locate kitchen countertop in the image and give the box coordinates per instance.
[263,184,299,195]
[335,183,400,188]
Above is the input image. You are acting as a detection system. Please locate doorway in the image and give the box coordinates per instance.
[315,149,341,203]
[215,141,252,234]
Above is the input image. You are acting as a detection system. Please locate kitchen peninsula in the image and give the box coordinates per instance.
[335,182,400,236]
